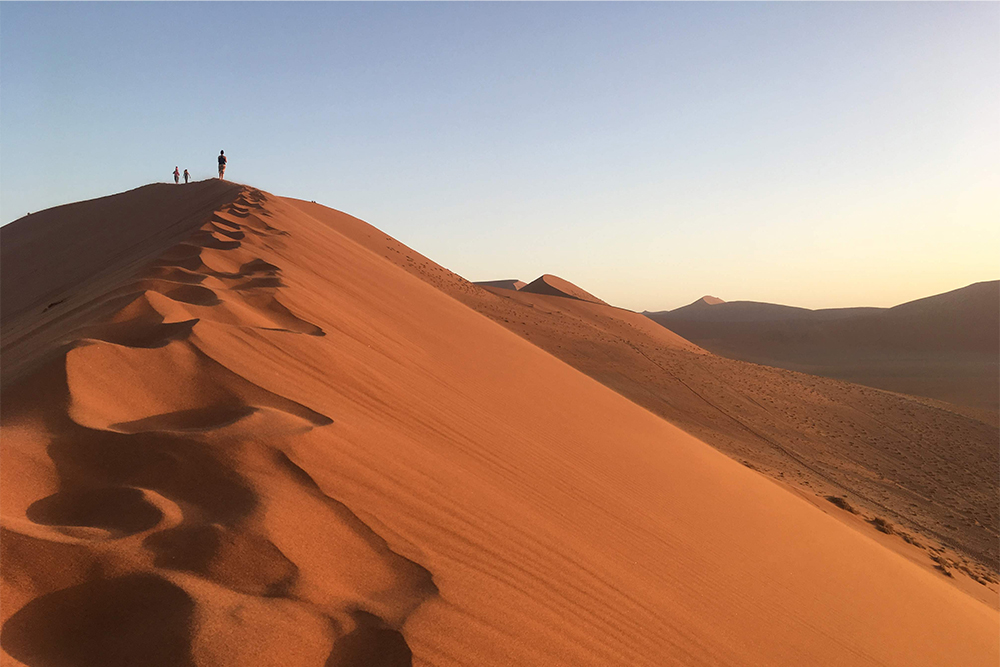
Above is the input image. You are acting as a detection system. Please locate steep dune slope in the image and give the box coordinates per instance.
[284,200,999,583]
[2,188,997,666]
[480,283,1000,583]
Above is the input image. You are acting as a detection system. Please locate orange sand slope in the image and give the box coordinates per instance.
[445,276,1000,584]
[294,202,997,582]
[2,185,997,666]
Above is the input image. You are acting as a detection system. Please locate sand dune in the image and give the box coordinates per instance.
[472,279,525,291]
[288,202,999,585]
[2,185,998,666]
[645,284,1000,409]
[456,283,1000,585]
[520,273,608,304]
[310,215,998,584]
[0,180,242,387]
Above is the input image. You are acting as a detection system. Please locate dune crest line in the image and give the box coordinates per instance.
[1,187,437,666]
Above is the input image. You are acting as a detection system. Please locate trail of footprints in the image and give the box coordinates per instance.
[2,189,435,667]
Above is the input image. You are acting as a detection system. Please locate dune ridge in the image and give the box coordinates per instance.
[520,274,607,304]
[2,189,436,666]
[2,186,998,665]
[472,279,525,291]
[0,181,245,388]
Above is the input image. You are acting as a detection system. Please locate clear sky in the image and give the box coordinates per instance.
[2,2,997,311]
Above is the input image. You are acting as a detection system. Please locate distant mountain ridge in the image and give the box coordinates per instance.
[645,281,999,409]
[658,297,882,323]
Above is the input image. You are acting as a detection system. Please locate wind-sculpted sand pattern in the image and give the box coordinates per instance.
[1,190,436,666]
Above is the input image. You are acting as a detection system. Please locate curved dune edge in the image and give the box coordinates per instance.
[521,273,608,304]
[473,279,526,291]
[0,186,995,666]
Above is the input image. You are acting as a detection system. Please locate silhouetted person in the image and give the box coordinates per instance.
[173,167,180,184]
[218,150,227,179]
[183,169,190,184]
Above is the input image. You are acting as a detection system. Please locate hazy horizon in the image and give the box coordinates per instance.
[2,2,997,312]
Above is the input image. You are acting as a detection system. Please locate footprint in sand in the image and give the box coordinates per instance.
[26,487,164,537]
[1,574,196,667]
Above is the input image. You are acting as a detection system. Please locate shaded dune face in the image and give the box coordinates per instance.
[27,487,164,537]
[520,274,607,305]
[1,190,435,666]
[1,574,197,667]
[644,284,1000,410]
[472,279,525,291]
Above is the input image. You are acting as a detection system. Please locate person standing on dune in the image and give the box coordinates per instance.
[173,166,180,184]
[218,150,227,179]
[183,168,190,184]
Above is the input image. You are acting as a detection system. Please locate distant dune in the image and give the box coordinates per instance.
[519,273,608,304]
[644,283,1000,409]
[1,185,997,666]
[674,294,727,311]
[473,279,525,291]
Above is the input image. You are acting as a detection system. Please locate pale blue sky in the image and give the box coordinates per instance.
[2,2,997,311]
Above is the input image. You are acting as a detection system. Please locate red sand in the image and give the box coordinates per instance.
[1,184,997,666]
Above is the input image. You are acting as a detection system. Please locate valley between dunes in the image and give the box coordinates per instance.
[1,182,997,666]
